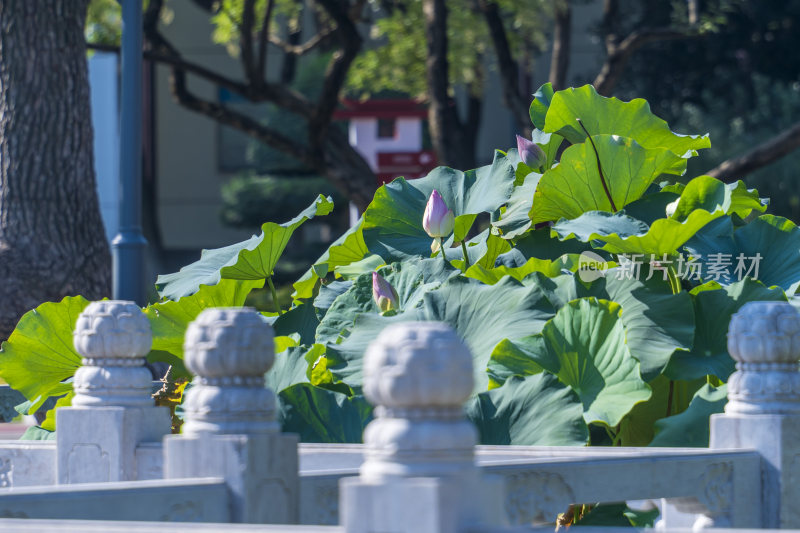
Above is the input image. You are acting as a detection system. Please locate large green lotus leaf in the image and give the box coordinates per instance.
[615,376,701,446]
[531,135,686,224]
[665,279,786,381]
[539,298,651,426]
[466,373,588,445]
[327,276,557,393]
[650,384,727,447]
[521,273,694,380]
[475,232,512,269]
[486,336,547,388]
[557,209,723,256]
[278,383,372,443]
[685,215,800,292]
[513,227,600,261]
[574,503,659,528]
[265,344,326,394]
[465,255,575,286]
[622,190,681,225]
[547,299,651,426]
[293,222,369,301]
[144,279,264,359]
[450,230,511,272]
[529,82,555,130]
[492,171,542,239]
[603,276,694,380]
[672,175,765,221]
[316,258,457,345]
[362,151,516,261]
[273,301,320,346]
[446,228,497,271]
[420,277,557,391]
[20,426,57,441]
[552,211,649,243]
[333,254,385,280]
[486,298,651,426]
[325,312,420,394]
[543,85,711,157]
[313,280,353,315]
[0,296,89,412]
[157,195,333,300]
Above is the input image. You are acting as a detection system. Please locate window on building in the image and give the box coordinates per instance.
[377,117,396,139]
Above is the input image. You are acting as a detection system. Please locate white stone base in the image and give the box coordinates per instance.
[339,472,505,533]
[56,406,170,484]
[164,432,299,524]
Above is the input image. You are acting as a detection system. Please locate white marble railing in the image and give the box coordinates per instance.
[0,300,797,532]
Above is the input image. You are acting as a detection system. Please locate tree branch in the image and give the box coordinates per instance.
[129,0,378,211]
[169,72,311,164]
[269,26,334,55]
[257,0,276,81]
[240,0,258,85]
[477,0,529,133]
[548,0,571,90]
[706,122,800,181]
[594,27,702,96]
[308,0,363,153]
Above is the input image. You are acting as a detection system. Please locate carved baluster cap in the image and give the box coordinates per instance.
[364,321,474,409]
[728,301,800,364]
[73,300,152,360]
[72,300,154,407]
[183,307,274,381]
[182,307,278,435]
[726,301,800,414]
[361,321,477,480]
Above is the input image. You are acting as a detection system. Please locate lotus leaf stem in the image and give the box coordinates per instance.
[267,276,283,315]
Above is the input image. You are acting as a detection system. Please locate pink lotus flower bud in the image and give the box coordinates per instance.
[516,134,546,168]
[422,189,455,238]
[372,272,399,312]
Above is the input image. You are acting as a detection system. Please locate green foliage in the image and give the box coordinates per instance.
[346,0,551,99]
[0,296,89,414]
[156,195,333,300]
[466,373,589,446]
[4,84,796,457]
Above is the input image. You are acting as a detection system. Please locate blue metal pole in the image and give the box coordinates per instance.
[113,0,147,305]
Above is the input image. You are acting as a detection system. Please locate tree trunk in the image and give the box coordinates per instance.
[549,0,571,90]
[0,0,111,340]
[422,0,477,170]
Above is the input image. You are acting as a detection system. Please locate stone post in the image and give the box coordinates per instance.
[340,321,505,533]
[57,300,170,484]
[709,300,800,528]
[163,307,298,524]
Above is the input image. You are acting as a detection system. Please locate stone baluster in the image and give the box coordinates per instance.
[57,300,170,484]
[163,307,298,524]
[708,300,800,528]
[340,321,505,533]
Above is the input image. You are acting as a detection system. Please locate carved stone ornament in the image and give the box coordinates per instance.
[360,321,478,480]
[671,461,734,529]
[72,300,153,407]
[504,471,575,526]
[181,307,278,435]
[726,301,800,414]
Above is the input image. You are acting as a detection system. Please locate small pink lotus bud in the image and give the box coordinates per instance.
[372,272,399,312]
[422,189,455,238]
[516,134,546,168]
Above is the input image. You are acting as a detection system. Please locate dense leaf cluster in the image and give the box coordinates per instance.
[2,84,797,449]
